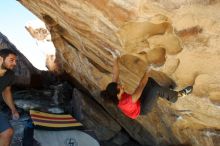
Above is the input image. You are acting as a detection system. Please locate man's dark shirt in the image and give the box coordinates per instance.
[0,70,15,109]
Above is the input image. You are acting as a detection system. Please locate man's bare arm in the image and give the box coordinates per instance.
[2,86,19,119]
[131,66,154,103]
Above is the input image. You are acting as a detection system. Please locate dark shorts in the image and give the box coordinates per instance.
[0,111,12,132]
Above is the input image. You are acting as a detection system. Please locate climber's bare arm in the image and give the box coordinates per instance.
[132,72,150,103]
[132,66,153,103]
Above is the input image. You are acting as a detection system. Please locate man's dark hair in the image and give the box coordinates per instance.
[100,82,120,104]
[0,48,17,59]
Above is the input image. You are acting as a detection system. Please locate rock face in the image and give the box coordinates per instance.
[18,0,220,146]
[70,88,121,140]
[25,26,50,41]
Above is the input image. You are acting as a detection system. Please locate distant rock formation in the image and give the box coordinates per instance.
[25,20,59,72]
[18,0,220,146]
[25,26,49,41]
[25,20,50,41]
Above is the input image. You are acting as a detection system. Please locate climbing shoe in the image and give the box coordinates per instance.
[178,86,193,97]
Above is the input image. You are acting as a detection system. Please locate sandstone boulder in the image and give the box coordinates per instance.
[18,0,220,145]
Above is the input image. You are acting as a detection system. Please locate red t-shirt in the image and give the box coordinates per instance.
[117,92,140,119]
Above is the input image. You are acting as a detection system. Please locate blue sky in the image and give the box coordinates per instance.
[0,1,36,46]
[0,1,51,70]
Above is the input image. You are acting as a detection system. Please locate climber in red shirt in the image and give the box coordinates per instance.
[101,49,193,119]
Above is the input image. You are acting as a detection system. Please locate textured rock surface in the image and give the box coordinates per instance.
[25,26,49,41]
[70,88,121,140]
[19,0,220,145]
